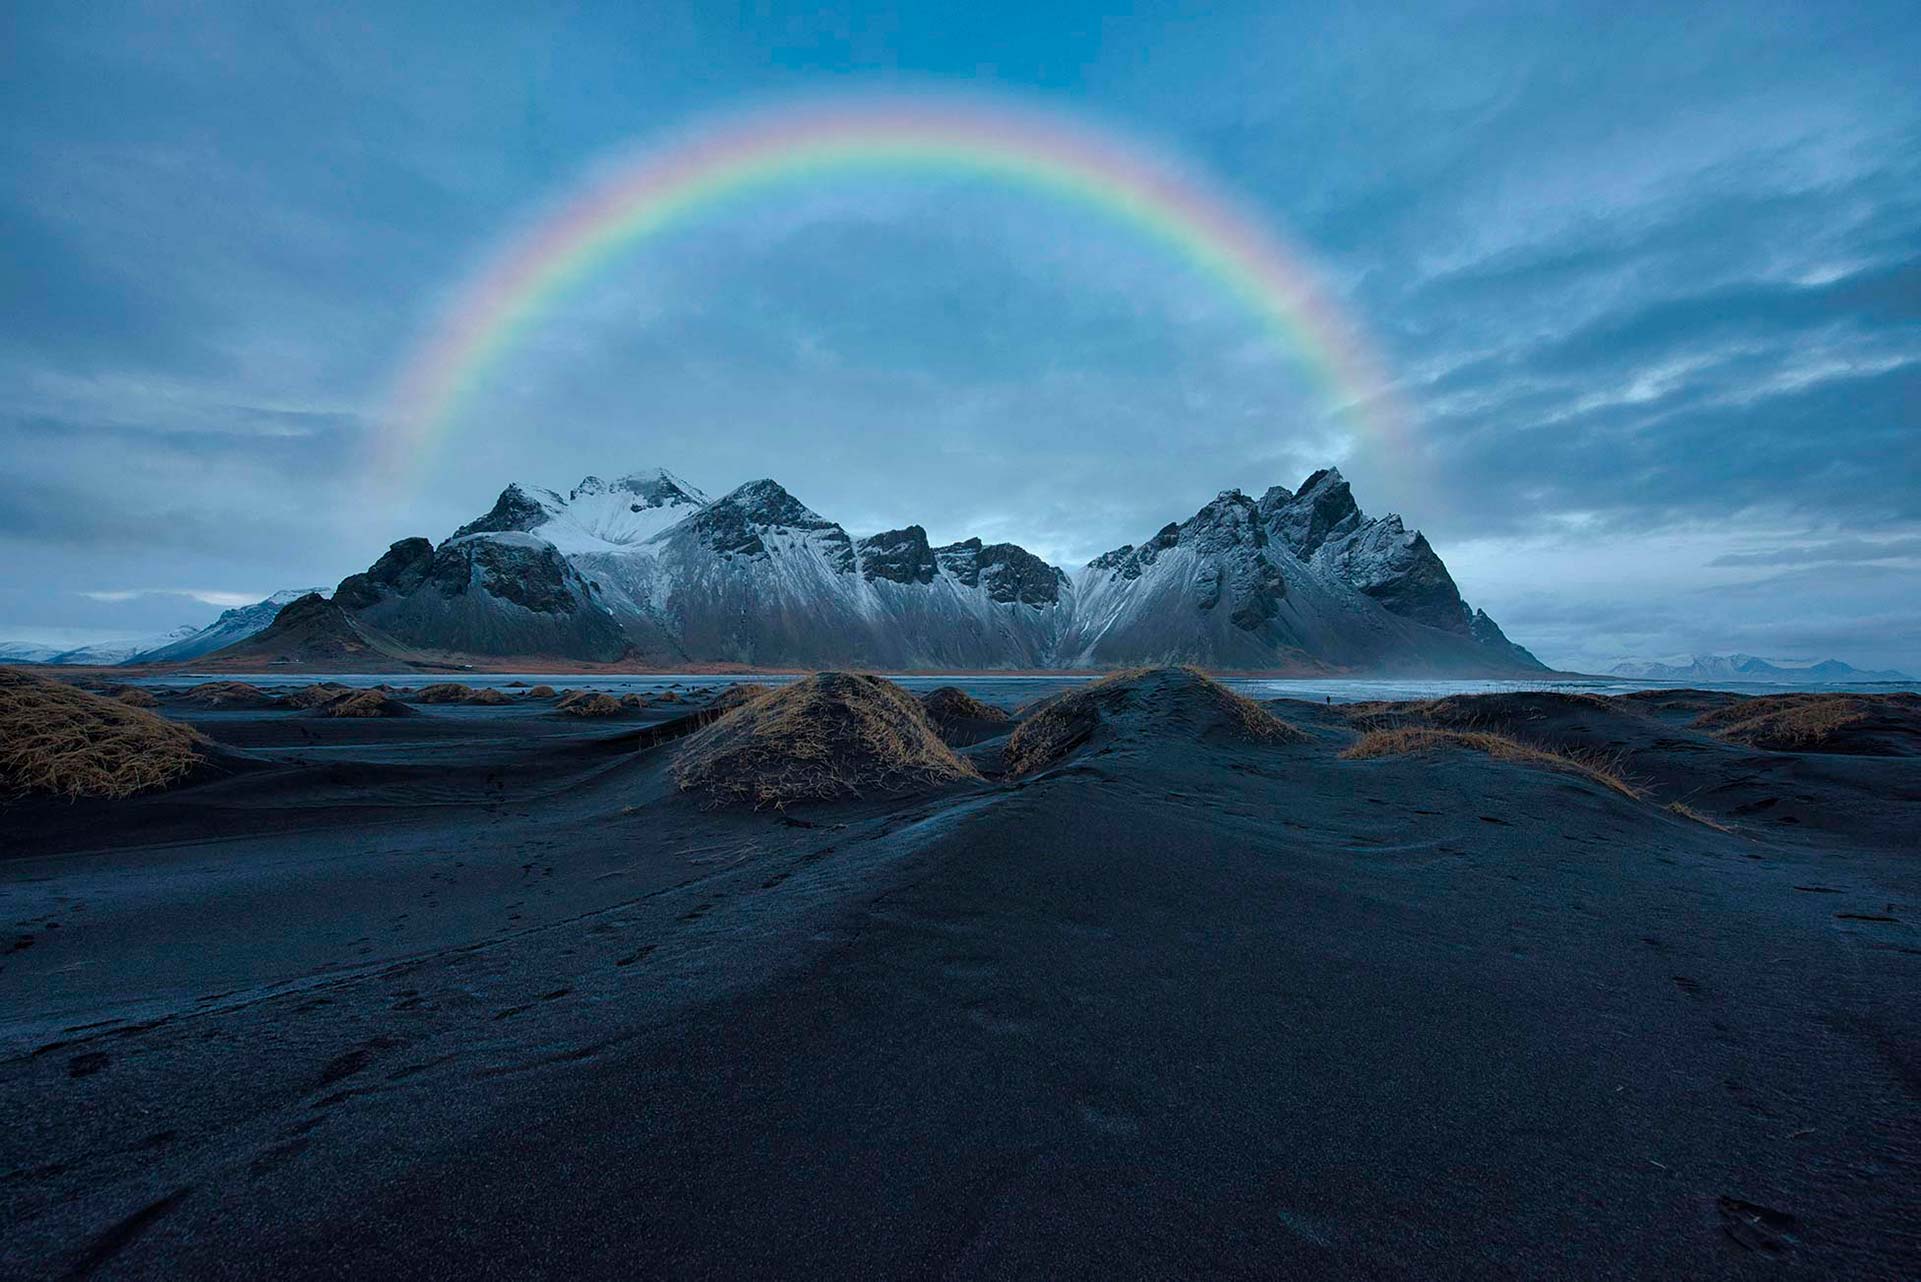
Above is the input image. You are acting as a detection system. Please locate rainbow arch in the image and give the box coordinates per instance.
[379,92,1403,483]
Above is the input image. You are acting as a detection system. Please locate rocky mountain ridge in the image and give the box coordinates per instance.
[196,465,1545,673]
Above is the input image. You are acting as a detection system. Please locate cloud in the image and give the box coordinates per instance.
[1710,536,1921,567]
[79,588,261,607]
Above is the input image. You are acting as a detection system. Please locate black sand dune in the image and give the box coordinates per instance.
[1,674,1915,1278]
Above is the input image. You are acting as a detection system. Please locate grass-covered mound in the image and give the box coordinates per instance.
[178,680,279,709]
[316,689,413,718]
[1692,692,1921,754]
[1004,667,1303,777]
[921,686,1007,724]
[413,683,476,704]
[112,686,159,708]
[673,671,977,808]
[281,682,355,709]
[712,682,773,712]
[558,692,623,717]
[1,667,207,800]
[525,685,557,698]
[466,688,512,706]
[1340,726,1639,799]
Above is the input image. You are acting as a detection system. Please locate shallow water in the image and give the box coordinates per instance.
[129,669,1921,710]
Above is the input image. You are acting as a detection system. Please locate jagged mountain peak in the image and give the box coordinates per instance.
[570,467,708,506]
[700,479,844,533]
[680,479,852,569]
[273,462,1545,674]
[1270,466,1362,559]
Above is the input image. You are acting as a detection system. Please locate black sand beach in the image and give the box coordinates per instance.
[2,674,1916,1278]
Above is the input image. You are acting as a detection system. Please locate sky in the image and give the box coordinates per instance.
[1,0,1917,672]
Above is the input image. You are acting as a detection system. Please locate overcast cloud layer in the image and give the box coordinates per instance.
[2,1,1916,672]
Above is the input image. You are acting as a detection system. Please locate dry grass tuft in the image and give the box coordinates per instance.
[619,693,646,708]
[1690,693,1921,751]
[673,671,977,808]
[559,692,623,717]
[1667,800,1733,833]
[1005,666,1304,777]
[179,680,277,708]
[656,691,681,704]
[413,683,475,704]
[1340,725,1640,799]
[1,667,206,800]
[525,685,556,698]
[112,686,159,708]
[466,688,512,705]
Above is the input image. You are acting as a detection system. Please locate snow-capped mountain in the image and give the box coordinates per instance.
[452,468,709,553]
[216,465,1546,673]
[0,627,196,666]
[1609,654,1912,683]
[1060,469,1543,672]
[125,589,327,664]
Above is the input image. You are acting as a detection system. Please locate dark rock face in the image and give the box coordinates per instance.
[933,538,1065,606]
[686,480,855,572]
[1182,493,1287,630]
[1314,518,1471,635]
[427,538,586,616]
[1268,468,1362,559]
[334,538,436,610]
[326,533,630,663]
[858,527,937,585]
[452,485,551,539]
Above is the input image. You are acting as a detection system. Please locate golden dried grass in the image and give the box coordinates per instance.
[1,667,205,800]
[1691,694,1898,750]
[673,671,977,808]
[1340,725,1640,799]
[413,683,475,704]
[466,688,512,705]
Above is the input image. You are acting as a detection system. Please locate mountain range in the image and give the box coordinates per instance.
[192,465,1548,674]
[1607,654,1912,683]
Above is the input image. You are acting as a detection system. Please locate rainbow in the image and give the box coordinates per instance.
[379,91,1404,483]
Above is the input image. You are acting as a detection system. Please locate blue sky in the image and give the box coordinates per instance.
[2,0,1917,671]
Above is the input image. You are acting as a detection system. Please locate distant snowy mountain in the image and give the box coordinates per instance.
[0,642,63,664]
[1608,654,1912,683]
[0,589,326,667]
[0,628,195,666]
[213,464,1546,673]
[125,589,327,664]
